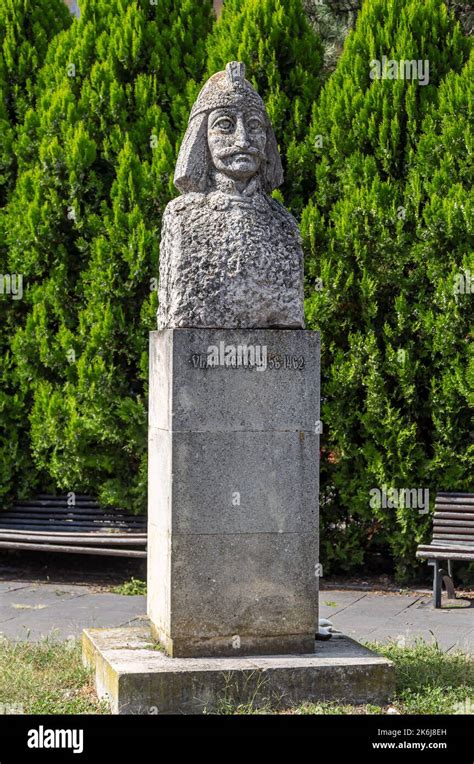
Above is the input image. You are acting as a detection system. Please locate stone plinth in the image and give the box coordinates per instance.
[147,328,320,657]
[82,625,396,714]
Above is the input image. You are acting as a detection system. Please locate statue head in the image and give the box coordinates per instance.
[174,62,283,194]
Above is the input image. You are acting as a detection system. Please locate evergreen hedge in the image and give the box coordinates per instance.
[0,0,471,579]
[0,0,72,505]
[301,0,472,577]
[5,0,214,511]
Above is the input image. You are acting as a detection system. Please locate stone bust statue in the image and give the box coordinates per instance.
[157,61,304,329]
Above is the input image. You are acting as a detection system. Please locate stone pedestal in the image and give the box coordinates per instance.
[147,328,320,657]
[83,626,396,714]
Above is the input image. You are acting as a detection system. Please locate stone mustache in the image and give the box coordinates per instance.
[157,61,304,330]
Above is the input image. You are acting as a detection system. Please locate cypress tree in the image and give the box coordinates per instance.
[0,0,71,202]
[6,0,215,511]
[405,51,473,503]
[301,0,471,578]
[0,0,71,506]
[205,0,324,211]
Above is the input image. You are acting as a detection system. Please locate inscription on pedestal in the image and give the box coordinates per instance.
[190,345,305,371]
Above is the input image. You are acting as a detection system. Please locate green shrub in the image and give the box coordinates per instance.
[301,0,472,579]
[5,0,214,512]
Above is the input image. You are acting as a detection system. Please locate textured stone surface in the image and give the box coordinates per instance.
[147,329,320,657]
[150,531,318,657]
[83,625,396,714]
[156,431,319,534]
[157,61,304,330]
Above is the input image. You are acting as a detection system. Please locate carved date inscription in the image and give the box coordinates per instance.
[190,349,305,371]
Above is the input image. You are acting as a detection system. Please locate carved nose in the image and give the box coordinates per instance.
[234,118,250,148]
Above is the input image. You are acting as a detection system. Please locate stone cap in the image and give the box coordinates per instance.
[189,61,267,122]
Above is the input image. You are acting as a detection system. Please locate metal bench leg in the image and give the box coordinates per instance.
[442,560,456,600]
[429,560,442,608]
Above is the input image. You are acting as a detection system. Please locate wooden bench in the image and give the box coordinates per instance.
[416,491,474,607]
[0,494,147,558]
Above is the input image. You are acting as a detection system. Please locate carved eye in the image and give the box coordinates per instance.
[214,117,234,131]
[247,117,263,131]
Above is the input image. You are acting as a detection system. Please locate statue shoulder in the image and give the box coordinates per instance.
[267,196,300,234]
[164,193,206,218]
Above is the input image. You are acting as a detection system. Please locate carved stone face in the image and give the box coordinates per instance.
[207,107,267,182]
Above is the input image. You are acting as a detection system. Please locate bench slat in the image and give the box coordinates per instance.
[0,521,143,532]
[434,512,474,521]
[435,497,474,507]
[433,526,474,535]
[434,507,474,516]
[416,549,474,561]
[37,493,96,499]
[6,504,143,514]
[0,540,146,558]
[436,492,474,498]
[433,529,474,537]
[433,533,474,542]
[11,509,107,516]
[434,506,474,515]
[418,540,474,549]
[0,515,143,524]
[0,513,145,524]
[14,500,100,508]
[0,528,146,537]
[0,533,146,547]
[422,537,474,547]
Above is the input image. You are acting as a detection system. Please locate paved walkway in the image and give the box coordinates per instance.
[0,581,472,652]
[320,589,473,654]
[0,581,146,643]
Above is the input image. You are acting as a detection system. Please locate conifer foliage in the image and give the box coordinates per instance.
[0,0,72,505]
[205,0,324,209]
[0,0,72,202]
[0,0,471,581]
[5,0,214,511]
[301,0,471,577]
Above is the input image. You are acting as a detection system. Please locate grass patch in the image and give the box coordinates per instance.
[211,671,279,715]
[112,577,147,596]
[372,639,474,715]
[0,637,108,714]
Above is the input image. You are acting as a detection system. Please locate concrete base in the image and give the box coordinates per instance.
[82,624,395,714]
